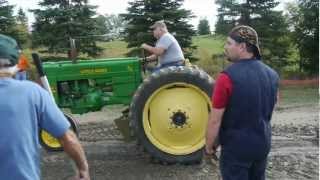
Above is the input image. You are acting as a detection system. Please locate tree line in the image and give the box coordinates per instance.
[0,0,318,76]
[213,0,318,76]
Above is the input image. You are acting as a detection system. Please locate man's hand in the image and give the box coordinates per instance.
[70,169,90,180]
[205,143,215,155]
[79,168,90,179]
[141,43,149,49]
[205,108,224,156]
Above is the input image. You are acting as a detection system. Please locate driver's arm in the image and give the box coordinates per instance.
[141,43,165,56]
[146,54,157,61]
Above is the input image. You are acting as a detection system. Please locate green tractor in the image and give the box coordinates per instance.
[34,53,214,164]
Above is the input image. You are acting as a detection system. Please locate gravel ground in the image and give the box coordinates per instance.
[41,105,319,180]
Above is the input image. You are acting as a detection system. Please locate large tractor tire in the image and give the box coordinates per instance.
[39,113,79,151]
[129,66,214,164]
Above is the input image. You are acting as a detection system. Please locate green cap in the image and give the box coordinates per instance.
[0,34,19,67]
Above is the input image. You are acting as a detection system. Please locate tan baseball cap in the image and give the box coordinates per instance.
[228,25,261,59]
[150,20,167,29]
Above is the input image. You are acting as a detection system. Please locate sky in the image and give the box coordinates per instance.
[8,0,293,31]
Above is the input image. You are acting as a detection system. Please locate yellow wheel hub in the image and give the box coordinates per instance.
[40,130,62,148]
[143,83,211,155]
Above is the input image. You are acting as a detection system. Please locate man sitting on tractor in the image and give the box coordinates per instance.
[141,20,185,72]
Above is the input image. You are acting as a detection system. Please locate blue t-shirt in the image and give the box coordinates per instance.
[0,78,70,180]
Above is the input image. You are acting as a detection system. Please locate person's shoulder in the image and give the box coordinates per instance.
[16,80,46,93]
[162,33,174,40]
[223,62,237,73]
[259,60,279,74]
[258,60,280,80]
[18,79,40,87]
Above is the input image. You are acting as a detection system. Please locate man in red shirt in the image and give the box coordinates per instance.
[205,26,279,180]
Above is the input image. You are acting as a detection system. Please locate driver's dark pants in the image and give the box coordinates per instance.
[220,149,268,180]
[150,60,184,73]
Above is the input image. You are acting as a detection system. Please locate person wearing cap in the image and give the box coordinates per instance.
[141,20,185,72]
[0,34,90,180]
[205,26,279,180]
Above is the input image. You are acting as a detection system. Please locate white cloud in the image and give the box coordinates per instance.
[90,0,130,15]
[183,0,218,31]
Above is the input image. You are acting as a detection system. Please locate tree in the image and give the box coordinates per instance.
[197,18,210,35]
[94,15,109,35]
[215,0,291,70]
[215,15,234,35]
[0,1,29,47]
[287,0,318,75]
[15,8,29,47]
[121,0,196,60]
[214,0,237,35]
[105,14,127,38]
[31,0,103,57]
[0,0,16,37]
[16,8,27,25]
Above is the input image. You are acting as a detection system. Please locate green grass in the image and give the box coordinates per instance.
[23,40,129,61]
[193,35,225,55]
[192,35,226,77]
[97,40,129,58]
[279,86,319,107]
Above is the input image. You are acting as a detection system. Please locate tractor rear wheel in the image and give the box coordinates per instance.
[129,66,214,164]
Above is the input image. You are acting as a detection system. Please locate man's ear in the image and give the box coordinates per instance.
[239,42,247,52]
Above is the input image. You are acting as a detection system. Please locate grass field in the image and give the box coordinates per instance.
[192,35,225,56]
[98,40,129,58]
[96,35,226,58]
[192,35,225,76]
[279,85,319,107]
[96,35,226,76]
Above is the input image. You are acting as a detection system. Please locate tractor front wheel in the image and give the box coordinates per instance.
[39,113,79,151]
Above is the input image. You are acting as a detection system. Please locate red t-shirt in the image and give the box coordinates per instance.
[212,73,233,109]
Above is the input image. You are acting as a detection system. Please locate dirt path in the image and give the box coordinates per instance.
[41,105,319,180]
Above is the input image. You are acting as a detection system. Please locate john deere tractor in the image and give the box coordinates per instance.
[36,54,214,164]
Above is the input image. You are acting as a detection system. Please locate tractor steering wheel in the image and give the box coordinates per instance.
[141,48,148,74]
[140,48,157,74]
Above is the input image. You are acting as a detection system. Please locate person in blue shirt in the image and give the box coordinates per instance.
[0,34,90,180]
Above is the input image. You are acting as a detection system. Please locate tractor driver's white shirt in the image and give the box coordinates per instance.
[156,33,184,65]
